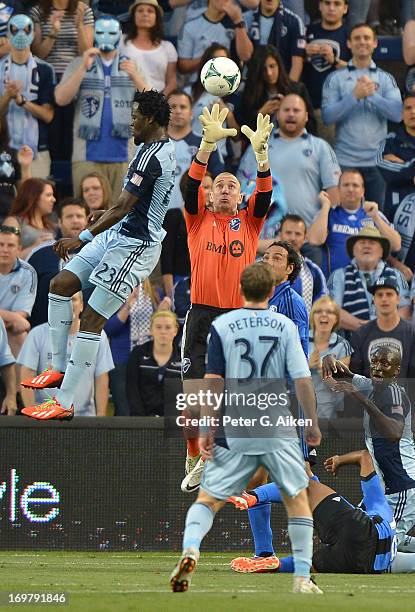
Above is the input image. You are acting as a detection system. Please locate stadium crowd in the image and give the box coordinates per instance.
[0,0,414,423]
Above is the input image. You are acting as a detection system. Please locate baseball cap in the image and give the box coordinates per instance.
[368,276,400,295]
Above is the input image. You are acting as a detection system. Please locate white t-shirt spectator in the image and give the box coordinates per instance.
[120,38,177,92]
[17,324,114,416]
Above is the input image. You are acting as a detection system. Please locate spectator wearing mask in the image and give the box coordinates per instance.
[27,197,88,328]
[126,310,181,416]
[0,224,36,356]
[167,89,223,209]
[177,0,253,83]
[0,1,25,58]
[321,23,403,207]
[0,14,55,179]
[4,178,56,259]
[278,213,327,314]
[237,93,340,240]
[120,0,177,96]
[350,276,415,380]
[78,171,112,212]
[244,0,306,81]
[328,226,411,332]
[309,169,401,277]
[18,291,113,416]
[30,0,94,163]
[308,294,352,418]
[55,16,147,199]
[303,0,350,144]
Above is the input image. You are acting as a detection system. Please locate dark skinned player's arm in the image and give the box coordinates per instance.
[86,190,138,237]
[349,389,404,443]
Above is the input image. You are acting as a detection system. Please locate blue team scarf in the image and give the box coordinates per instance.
[0,54,39,154]
[78,51,135,141]
[342,261,396,320]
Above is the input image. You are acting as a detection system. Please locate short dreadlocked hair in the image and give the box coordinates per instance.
[133,90,171,127]
[267,240,303,285]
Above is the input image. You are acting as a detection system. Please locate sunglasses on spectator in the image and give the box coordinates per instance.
[0,225,21,236]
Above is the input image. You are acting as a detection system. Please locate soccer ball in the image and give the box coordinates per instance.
[200,57,241,97]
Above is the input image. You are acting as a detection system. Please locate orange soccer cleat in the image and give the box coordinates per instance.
[22,397,74,421]
[230,556,280,573]
[227,491,258,510]
[21,369,64,390]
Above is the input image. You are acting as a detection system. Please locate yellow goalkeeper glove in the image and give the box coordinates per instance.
[241,113,274,164]
[199,103,237,153]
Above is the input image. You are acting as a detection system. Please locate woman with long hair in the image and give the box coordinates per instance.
[79,172,112,212]
[120,0,177,95]
[126,309,181,416]
[4,178,56,257]
[309,295,352,418]
[236,44,316,134]
[30,0,95,161]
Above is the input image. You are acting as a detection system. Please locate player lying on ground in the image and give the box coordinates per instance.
[170,262,322,595]
[20,90,176,419]
[181,104,273,493]
[229,449,415,574]
[322,341,415,556]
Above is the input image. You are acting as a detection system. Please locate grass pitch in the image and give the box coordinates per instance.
[0,551,414,612]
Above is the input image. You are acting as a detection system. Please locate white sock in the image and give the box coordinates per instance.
[48,293,73,373]
[391,551,415,573]
[56,331,101,409]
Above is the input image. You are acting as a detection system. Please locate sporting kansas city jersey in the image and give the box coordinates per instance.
[353,375,415,495]
[206,307,311,454]
[119,139,176,242]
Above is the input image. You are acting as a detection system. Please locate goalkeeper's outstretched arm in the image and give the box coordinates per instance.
[196,103,237,164]
[241,112,274,173]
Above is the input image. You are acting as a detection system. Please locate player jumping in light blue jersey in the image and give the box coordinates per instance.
[170,262,323,595]
[21,90,176,420]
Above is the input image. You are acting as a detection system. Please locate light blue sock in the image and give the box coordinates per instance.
[48,293,73,372]
[182,502,214,551]
[56,331,101,410]
[254,477,319,505]
[287,517,313,578]
[248,502,274,556]
[254,483,282,504]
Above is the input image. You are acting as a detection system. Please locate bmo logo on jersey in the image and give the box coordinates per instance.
[206,241,226,254]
